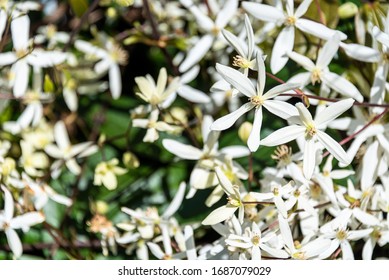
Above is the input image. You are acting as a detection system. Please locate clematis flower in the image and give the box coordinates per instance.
[287,34,363,102]
[0,14,67,97]
[261,99,354,179]
[94,158,127,190]
[242,0,347,74]
[211,54,299,152]
[75,38,127,99]
[44,121,97,177]
[178,0,238,72]
[0,186,45,258]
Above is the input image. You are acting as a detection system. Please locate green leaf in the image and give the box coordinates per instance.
[69,0,88,17]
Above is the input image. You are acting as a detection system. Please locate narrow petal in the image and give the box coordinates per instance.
[340,241,354,260]
[362,238,375,260]
[271,26,295,74]
[372,26,389,48]
[1,186,14,221]
[261,125,305,146]
[11,15,30,51]
[162,182,186,219]
[278,215,295,251]
[314,98,354,126]
[295,0,313,18]
[109,64,122,99]
[317,34,340,68]
[247,107,263,152]
[54,121,70,150]
[210,102,254,131]
[202,205,237,225]
[12,60,29,97]
[177,85,211,103]
[263,100,298,119]
[215,0,238,28]
[352,208,380,226]
[242,2,284,22]
[296,102,314,126]
[256,54,266,95]
[262,83,300,100]
[287,51,315,71]
[361,140,379,190]
[316,130,350,165]
[215,166,234,195]
[296,19,347,40]
[260,243,289,259]
[10,212,45,229]
[322,72,363,102]
[162,139,202,160]
[5,229,22,258]
[184,226,197,260]
[179,34,213,73]
[340,43,380,63]
[216,63,256,97]
[147,242,165,259]
[303,139,316,180]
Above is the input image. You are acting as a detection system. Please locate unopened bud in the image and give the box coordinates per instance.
[338,2,358,19]
[123,151,139,169]
[238,122,252,143]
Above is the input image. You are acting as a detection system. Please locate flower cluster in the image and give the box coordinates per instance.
[1,0,389,260]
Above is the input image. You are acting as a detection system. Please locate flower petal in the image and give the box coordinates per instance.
[162,139,202,160]
[179,34,213,73]
[261,125,305,146]
[202,205,237,225]
[314,98,354,126]
[210,102,254,131]
[247,107,263,152]
[242,2,284,22]
[303,139,316,180]
[316,130,350,165]
[216,63,256,97]
[271,26,295,74]
[322,72,363,102]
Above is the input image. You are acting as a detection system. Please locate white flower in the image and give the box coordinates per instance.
[135,67,179,108]
[0,14,66,97]
[226,222,288,260]
[242,0,347,73]
[202,167,245,225]
[178,0,238,72]
[44,121,97,177]
[132,110,179,143]
[261,99,354,179]
[75,38,128,99]
[211,55,299,152]
[0,185,45,258]
[287,34,363,102]
[94,158,127,190]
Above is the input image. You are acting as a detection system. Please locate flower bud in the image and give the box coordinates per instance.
[123,151,139,169]
[338,2,358,19]
[238,121,252,143]
[95,200,109,215]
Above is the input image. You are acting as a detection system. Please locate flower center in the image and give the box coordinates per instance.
[211,26,220,36]
[251,235,260,246]
[285,16,297,26]
[311,67,322,84]
[232,55,251,69]
[110,45,128,65]
[228,197,241,207]
[305,123,317,139]
[336,229,348,241]
[250,96,264,107]
[292,251,306,260]
[271,145,292,166]
[15,48,29,59]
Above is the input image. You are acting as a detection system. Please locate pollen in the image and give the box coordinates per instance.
[311,67,322,85]
[250,95,264,107]
[305,123,317,139]
[228,196,241,207]
[110,44,128,65]
[232,55,251,69]
[285,16,297,26]
[271,145,292,166]
[336,229,348,241]
[251,234,260,246]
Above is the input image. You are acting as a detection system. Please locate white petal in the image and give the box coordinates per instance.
[184,226,197,260]
[256,54,266,95]
[340,43,380,63]
[314,98,354,126]
[303,139,316,180]
[261,125,305,146]
[215,166,234,195]
[287,51,315,71]
[10,212,45,229]
[54,121,70,149]
[202,205,237,225]
[215,0,238,28]
[340,241,354,260]
[271,26,295,74]
[372,26,389,48]
[352,208,380,226]
[162,182,186,219]
[322,72,363,102]
[242,2,284,22]
[278,215,295,251]
[11,15,30,51]
[361,140,379,190]
[296,102,313,126]
[296,19,347,40]
[219,146,250,158]
[247,107,263,152]
[260,243,288,259]
[63,88,78,111]
[1,186,14,221]
[12,60,29,97]
[262,83,300,100]
[162,139,202,160]
[5,229,22,258]
[216,63,256,98]
[66,159,81,175]
[317,34,340,68]
[0,52,17,66]
[147,242,165,259]
[362,238,375,260]
[179,34,213,73]
[210,102,254,131]
[177,85,210,103]
[263,100,298,119]
[109,64,122,99]
[316,130,350,165]
[295,0,313,18]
